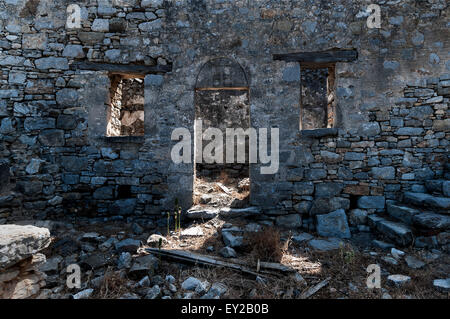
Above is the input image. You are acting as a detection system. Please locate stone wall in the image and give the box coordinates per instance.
[0,0,448,227]
[273,76,449,230]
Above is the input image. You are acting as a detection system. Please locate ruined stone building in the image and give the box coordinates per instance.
[0,0,449,246]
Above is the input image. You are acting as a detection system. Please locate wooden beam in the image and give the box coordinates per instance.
[195,87,249,91]
[300,277,331,299]
[273,49,358,63]
[70,61,172,75]
[146,248,266,278]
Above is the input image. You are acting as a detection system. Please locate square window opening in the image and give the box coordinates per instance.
[300,64,336,130]
[106,75,145,137]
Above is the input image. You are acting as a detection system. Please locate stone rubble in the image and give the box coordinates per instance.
[0,225,51,299]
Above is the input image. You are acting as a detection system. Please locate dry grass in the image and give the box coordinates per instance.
[94,268,131,299]
[243,227,287,263]
[218,171,230,185]
[44,218,449,300]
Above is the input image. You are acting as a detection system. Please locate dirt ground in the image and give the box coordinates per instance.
[40,215,449,299]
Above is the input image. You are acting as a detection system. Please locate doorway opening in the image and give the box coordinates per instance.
[194,58,250,209]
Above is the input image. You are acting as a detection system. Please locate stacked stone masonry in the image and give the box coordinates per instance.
[0,1,448,237]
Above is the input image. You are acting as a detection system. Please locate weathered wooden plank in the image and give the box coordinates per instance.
[300,128,338,138]
[70,61,172,75]
[273,49,358,63]
[300,277,331,299]
[259,261,295,273]
[146,248,268,278]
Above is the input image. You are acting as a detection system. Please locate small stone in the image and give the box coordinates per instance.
[165,275,176,284]
[387,275,411,286]
[181,277,202,291]
[147,234,168,247]
[138,276,151,287]
[186,207,219,220]
[128,255,159,278]
[220,247,236,258]
[91,19,109,32]
[39,255,62,273]
[114,238,141,253]
[117,252,132,269]
[293,273,306,285]
[292,233,314,244]
[195,280,209,294]
[405,255,425,269]
[25,159,44,175]
[222,232,243,248]
[120,293,140,299]
[99,237,118,251]
[391,248,405,259]
[63,45,85,58]
[183,292,194,299]
[382,256,398,265]
[151,275,164,286]
[372,240,394,250]
[276,214,302,228]
[145,285,161,299]
[168,283,177,293]
[308,238,344,251]
[382,292,392,299]
[72,289,94,299]
[433,278,450,292]
[256,276,266,285]
[181,226,204,237]
[201,282,227,299]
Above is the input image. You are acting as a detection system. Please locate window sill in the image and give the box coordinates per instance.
[99,136,145,144]
[300,128,338,138]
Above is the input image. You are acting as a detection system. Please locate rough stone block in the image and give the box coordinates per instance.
[357,196,385,209]
[316,209,351,239]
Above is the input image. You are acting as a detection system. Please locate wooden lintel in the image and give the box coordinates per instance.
[273,49,358,63]
[70,61,172,75]
[195,87,249,91]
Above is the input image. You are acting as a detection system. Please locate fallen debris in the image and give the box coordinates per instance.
[300,277,331,299]
[145,248,294,278]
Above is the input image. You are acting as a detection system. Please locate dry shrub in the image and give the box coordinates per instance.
[244,227,285,263]
[192,193,201,205]
[218,171,230,185]
[95,268,130,299]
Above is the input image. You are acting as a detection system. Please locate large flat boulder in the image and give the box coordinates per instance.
[0,225,51,269]
[404,192,450,210]
[316,209,351,239]
[374,219,414,246]
[186,206,219,220]
[308,238,344,251]
[386,202,420,225]
[219,207,261,218]
[413,213,450,230]
[186,207,219,220]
